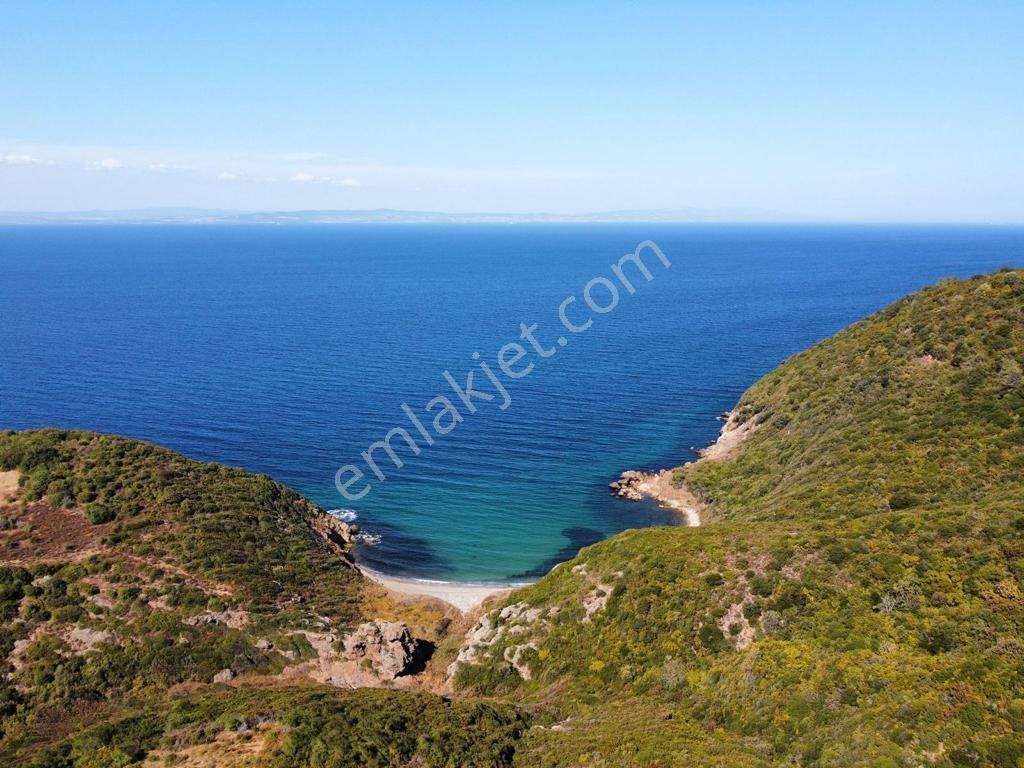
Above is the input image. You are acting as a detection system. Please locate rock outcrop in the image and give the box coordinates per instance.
[310,506,356,559]
[184,610,250,629]
[448,601,549,683]
[608,470,647,500]
[696,409,758,463]
[67,627,115,653]
[343,620,422,679]
[609,468,703,526]
[608,410,756,526]
[572,564,618,622]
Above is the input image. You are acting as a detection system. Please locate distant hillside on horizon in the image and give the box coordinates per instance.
[0,206,809,225]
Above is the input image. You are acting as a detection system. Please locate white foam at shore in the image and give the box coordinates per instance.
[327,508,358,522]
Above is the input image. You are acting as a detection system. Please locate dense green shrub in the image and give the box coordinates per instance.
[2,270,1022,767]
[85,503,115,524]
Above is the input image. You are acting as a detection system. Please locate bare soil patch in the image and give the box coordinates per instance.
[0,502,110,562]
[0,469,20,503]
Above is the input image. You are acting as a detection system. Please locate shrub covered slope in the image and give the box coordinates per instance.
[0,430,484,767]
[450,269,1024,767]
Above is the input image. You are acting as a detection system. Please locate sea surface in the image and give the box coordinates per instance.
[2,224,1022,582]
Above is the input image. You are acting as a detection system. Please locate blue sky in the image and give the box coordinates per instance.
[1,2,1022,220]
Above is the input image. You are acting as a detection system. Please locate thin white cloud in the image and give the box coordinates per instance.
[1,140,585,184]
[0,139,593,213]
[288,173,359,186]
[146,162,191,173]
[283,151,324,162]
[1,153,45,165]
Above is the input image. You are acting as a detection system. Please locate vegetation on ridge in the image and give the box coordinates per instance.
[450,269,1024,767]
[0,430,467,767]
[0,429,366,625]
[683,267,1024,523]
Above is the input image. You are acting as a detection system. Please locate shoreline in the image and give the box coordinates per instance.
[629,469,703,526]
[352,410,756,610]
[358,564,528,613]
[611,408,756,524]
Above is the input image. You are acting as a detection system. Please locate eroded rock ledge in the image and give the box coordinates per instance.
[309,506,356,558]
[610,409,759,526]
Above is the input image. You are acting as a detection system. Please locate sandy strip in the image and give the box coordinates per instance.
[635,470,702,526]
[359,566,524,613]
[0,470,20,504]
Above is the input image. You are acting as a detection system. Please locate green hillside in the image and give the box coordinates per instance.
[449,269,1024,766]
[0,428,368,625]
[0,430,471,767]
[685,268,1024,522]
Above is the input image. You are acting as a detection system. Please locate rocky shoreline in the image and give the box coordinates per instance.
[610,409,757,526]
[610,469,703,526]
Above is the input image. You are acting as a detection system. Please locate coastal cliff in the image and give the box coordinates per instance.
[0,430,507,766]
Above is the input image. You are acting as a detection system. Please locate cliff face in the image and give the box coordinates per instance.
[1,269,1022,767]
[449,269,1024,767]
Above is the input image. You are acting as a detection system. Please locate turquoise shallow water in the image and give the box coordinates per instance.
[2,223,1021,581]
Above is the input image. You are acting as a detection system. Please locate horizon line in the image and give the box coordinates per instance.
[0,206,1022,226]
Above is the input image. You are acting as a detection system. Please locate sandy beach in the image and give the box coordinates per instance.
[360,566,522,613]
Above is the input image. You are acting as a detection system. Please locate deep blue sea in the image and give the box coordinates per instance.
[2,224,1021,582]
